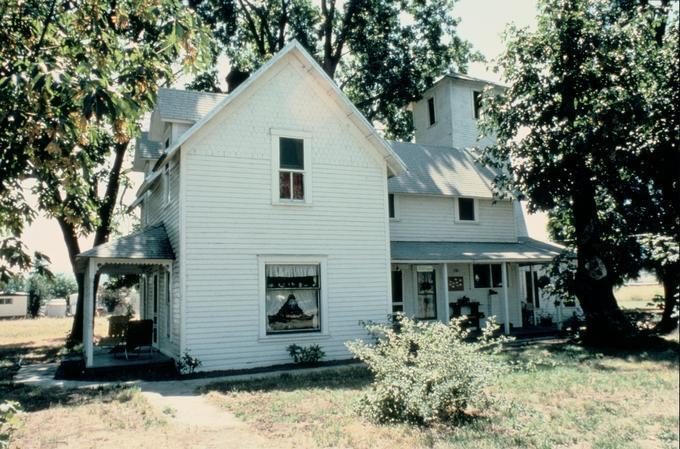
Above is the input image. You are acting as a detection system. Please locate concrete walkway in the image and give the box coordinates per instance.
[14,361,356,433]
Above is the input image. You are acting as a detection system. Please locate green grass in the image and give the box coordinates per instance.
[203,342,680,449]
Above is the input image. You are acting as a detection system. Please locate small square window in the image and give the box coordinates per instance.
[473,91,482,119]
[458,198,476,221]
[427,97,436,126]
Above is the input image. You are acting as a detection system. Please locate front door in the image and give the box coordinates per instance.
[415,268,437,320]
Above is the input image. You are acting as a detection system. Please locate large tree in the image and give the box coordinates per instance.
[187,0,476,138]
[480,0,678,342]
[0,0,211,342]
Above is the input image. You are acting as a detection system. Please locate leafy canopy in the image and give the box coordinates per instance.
[188,0,477,138]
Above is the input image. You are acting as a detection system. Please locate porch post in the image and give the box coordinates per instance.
[83,258,95,368]
[530,265,537,326]
[516,266,523,327]
[501,262,510,335]
[441,263,449,322]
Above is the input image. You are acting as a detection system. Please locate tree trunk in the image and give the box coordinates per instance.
[571,177,635,344]
[654,265,679,334]
[67,141,128,345]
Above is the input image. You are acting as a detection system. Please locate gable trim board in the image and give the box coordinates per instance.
[134,40,406,202]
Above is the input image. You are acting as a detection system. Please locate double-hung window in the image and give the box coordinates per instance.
[391,270,403,313]
[278,137,305,201]
[265,264,321,334]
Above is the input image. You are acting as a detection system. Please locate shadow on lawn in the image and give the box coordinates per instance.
[0,382,134,413]
[201,366,373,395]
[0,342,65,381]
[505,336,679,371]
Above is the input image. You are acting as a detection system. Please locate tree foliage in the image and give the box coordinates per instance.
[0,0,211,341]
[480,0,679,340]
[187,0,476,138]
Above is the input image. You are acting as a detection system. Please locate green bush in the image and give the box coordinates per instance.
[286,344,325,364]
[0,401,20,449]
[346,314,509,425]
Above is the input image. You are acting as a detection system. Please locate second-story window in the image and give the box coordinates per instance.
[457,197,476,221]
[388,194,395,218]
[473,91,482,119]
[427,97,436,126]
[279,137,305,201]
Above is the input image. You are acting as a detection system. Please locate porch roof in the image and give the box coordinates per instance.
[75,224,175,272]
[391,238,564,263]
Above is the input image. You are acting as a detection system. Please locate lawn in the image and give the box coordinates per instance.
[1,318,678,449]
[615,284,664,310]
[201,342,680,449]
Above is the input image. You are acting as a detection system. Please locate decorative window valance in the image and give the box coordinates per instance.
[266,264,318,278]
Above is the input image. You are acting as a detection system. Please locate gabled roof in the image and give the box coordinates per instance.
[75,224,175,272]
[391,238,563,263]
[444,72,507,88]
[136,40,406,198]
[136,132,163,159]
[156,88,226,123]
[388,142,497,198]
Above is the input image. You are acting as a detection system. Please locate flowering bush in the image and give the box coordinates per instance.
[346,314,509,424]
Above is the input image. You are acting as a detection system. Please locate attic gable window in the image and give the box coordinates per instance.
[427,97,436,126]
[473,91,482,119]
[272,130,311,205]
[457,197,477,222]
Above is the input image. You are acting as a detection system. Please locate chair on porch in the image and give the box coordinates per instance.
[98,315,130,350]
[122,319,154,360]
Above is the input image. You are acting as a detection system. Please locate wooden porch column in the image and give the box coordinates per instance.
[441,263,449,322]
[501,261,510,335]
[83,258,95,368]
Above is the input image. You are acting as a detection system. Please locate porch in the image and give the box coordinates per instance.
[390,238,565,334]
[74,225,176,369]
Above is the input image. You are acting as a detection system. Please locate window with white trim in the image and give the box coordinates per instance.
[473,90,483,119]
[388,194,399,219]
[162,164,170,206]
[265,264,321,334]
[456,197,477,222]
[427,97,436,126]
[278,137,305,201]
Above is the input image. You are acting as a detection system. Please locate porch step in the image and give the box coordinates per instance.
[55,357,179,381]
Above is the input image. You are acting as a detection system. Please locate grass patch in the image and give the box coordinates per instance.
[203,342,679,449]
[0,317,107,381]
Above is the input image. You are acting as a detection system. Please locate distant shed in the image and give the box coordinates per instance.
[0,292,28,318]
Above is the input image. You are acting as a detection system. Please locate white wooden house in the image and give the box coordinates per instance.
[75,42,568,372]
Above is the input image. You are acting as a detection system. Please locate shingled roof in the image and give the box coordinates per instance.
[75,224,175,271]
[391,238,563,263]
[157,88,226,123]
[388,142,497,198]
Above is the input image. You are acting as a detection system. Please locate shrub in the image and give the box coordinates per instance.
[346,314,509,425]
[0,401,20,449]
[286,344,325,364]
[176,350,202,374]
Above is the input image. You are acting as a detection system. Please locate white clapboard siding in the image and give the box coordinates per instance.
[390,194,517,242]
[143,159,181,358]
[179,55,391,371]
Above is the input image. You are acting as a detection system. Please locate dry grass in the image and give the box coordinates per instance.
[203,343,680,449]
[2,318,678,449]
[0,317,107,380]
[615,284,664,309]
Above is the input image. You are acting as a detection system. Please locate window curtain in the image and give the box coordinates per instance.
[266,264,318,278]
